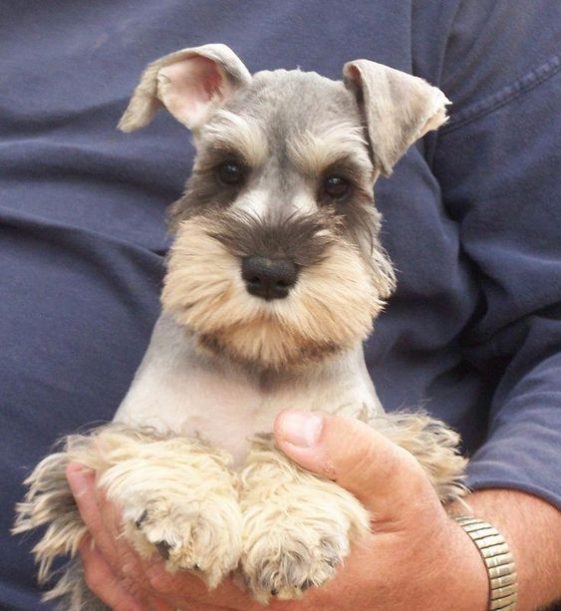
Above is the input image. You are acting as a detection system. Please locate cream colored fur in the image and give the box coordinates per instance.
[200,109,269,167]
[162,214,385,370]
[15,427,242,592]
[15,416,465,606]
[288,122,371,177]
[14,44,463,610]
[240,436,370,603]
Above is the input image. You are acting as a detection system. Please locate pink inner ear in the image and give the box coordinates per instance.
[158,55,227,127]
[198,57,223,98]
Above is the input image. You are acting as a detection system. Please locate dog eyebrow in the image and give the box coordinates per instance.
[288,123,372,177]
[201,110,269,167]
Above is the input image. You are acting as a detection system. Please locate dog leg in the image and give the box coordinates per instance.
[239,435,370,603]
[13,440,94,609]
[364,411,468,504]
[238,412,466,603]
[14,424,243,606]
[95,428,242,588]
[48,558,111,611]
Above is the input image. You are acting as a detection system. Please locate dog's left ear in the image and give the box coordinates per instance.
[118,43,251,132]
[343,60,450,176]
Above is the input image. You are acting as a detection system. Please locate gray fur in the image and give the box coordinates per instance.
[173,70,374,234]
[51,560,110,611]
[343,59,450,176]
[169,67,393,296]
[14,45,458,609]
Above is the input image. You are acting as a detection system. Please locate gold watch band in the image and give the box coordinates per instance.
[455,516,517,611]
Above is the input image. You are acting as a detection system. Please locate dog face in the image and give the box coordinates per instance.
[120,45,449,371]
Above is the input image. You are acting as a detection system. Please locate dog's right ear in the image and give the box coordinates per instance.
[118,44,251,132]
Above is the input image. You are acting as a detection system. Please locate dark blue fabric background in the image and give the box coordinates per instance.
[1,1,560,608]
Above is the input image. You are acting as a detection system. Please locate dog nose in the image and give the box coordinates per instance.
[241,256,298,301]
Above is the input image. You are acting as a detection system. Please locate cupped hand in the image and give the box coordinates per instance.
[67,411,488,610]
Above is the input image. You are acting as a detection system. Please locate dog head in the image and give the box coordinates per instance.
[119,44,449,371]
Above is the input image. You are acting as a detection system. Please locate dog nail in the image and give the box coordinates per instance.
[135,510,148,528]
[155,540,172,560]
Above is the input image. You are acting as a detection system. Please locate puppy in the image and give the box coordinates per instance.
[14,44,465,609]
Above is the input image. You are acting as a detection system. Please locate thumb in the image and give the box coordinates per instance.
[273,410,439,523]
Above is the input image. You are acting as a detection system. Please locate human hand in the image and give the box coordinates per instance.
[67,411,488,610]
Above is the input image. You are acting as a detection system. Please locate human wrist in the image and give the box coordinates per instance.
[454,516,517,610]
[448,489,561,611]
[440,514,490,611]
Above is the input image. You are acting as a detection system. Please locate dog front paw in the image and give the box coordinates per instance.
[241,519,347,602]
[240,439,370,602]
[125,492,242,588]
[95,431,243,588]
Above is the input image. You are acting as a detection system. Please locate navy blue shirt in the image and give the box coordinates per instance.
[1,1,560,608]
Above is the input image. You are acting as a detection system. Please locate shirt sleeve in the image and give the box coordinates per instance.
[432,1,561,507]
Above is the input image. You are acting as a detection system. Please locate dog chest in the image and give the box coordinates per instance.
[113,314,382,467]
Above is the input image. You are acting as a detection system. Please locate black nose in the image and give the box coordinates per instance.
[241,256,298,301]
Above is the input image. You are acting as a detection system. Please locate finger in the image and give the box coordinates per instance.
[145,566,262,611]
[66,463,121,563]
[80,537,145,611]
[178,604,236,611]
[146,596,176,611]
[273,410,439,522]
[67,463,143,577]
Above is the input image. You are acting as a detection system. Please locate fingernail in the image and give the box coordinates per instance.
[277,411,324,447]
[66,465,90,498]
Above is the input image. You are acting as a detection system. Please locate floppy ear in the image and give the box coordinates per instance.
[343,60,450,176]
[118,43,252,132]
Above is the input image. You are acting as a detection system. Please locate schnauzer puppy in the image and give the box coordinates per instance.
[14,44,466,609]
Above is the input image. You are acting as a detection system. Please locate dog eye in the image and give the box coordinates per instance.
[323,175,351,199]
[217,161,246,186]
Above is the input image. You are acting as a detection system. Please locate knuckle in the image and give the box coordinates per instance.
[340,432,431,497]
[118,551,139,574]
[148,571,174,594]
[346,436,390,480]
[83,565,104,593]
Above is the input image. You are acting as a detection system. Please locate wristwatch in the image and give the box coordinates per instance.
[455,516,517,610]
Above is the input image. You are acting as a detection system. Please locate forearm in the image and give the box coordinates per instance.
[449,489,561,611]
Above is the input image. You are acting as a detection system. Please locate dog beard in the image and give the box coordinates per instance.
[161,211,389,371]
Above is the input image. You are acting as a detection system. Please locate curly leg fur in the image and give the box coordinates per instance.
[13,436,105,609]
[239,435,370,603]
[366,411,467,504]
[48,559,111,611]
[237,412,466,603]
[14,424,242,608]
[13,447,88,588]
[14,412,466,608]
